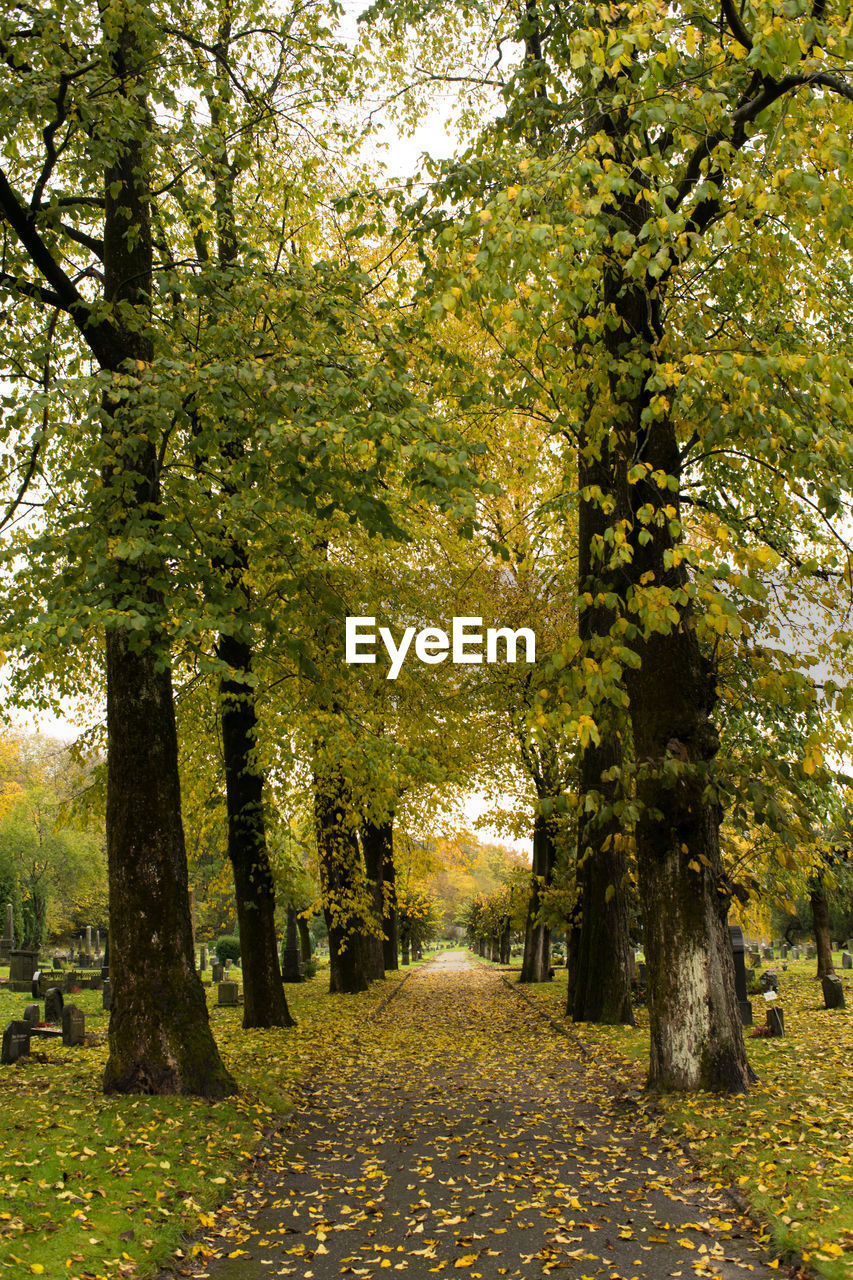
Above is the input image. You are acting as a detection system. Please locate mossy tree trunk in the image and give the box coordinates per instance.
[360,821,389,981]
[811,881,835,979]
[520,813,555,982]
[314,766,371,994]
[220,632,293,1028]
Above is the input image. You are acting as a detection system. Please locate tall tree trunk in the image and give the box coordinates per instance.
[219,631,293,1028]
[500,921,511,965]
[568,444,633,1024]
[100,12,233,1097]
[314,766,371,993]
[618,375,749,1089]
[361,821,388,981]
[520,813,555,982]
[382,832,399,972]
[811,882,834,979]
[570,737,634,1024]
[297,915,312,963]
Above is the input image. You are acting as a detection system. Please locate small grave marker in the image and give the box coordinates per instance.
[44,988,64,1023]
[23,1004,40,1025]
[822,975,845,1009]
[2,1020,31,1064]
[217,981,239,1006]
[62,1004,85,1046]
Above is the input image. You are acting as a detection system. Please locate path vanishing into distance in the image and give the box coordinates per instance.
[184,953,782,1280]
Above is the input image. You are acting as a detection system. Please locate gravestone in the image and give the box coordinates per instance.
[102,979,112,1011]
[281,907,304,983]
[792,947,800,959]
[8,949,40,991]
[822,975,845,1009]
[199,945,208,972]
[62,1005,85,1046]
[0,902,14,962]
[637,961,646,985]
[44,988,64,1023]
[225,958,232,971]
[211,961,224,983]
[1,1020,31,1064]
[52,953,65,969]
[729,925,753,1026]
[842,951,852,970]
[760,970,779,993]
[806,944,816,959]
[23,1003,40,1025]
[766,1006,784,1036]
[763,946,774,960]
[780,944,789,960]
[218,981,239,1007]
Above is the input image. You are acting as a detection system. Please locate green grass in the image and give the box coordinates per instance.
[0,961,419,1279]
[497,952,853,1277]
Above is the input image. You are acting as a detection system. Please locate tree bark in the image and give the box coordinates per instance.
[621,392,749,1090]
[570,736,634,1024]
[361,820,390,981]
[297,915,312,963]
[520,814,555,982]
[314,766,371,993]
[219,630,293,1028]
[811,882,834,979]
[381,831,399,972]
[99,12,233,1097]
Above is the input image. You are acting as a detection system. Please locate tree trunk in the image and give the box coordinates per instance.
[382,832,399,972]
[103,634,235,1096]
[621,399,749,1091]
[361,820,391,981]
[219,631,293,1028]
[520,814,555,982]
[297,915,312,963]
[500,921,511,965]
[314,766,371,993]
[570,737,633,1024]
[401,931,410,965]
[811,882,834,979]
[100,13,233,1098]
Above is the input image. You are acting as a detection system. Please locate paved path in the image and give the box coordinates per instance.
[194,953,780,1280]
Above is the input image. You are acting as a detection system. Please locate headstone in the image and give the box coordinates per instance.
[199,945,208,972]
[766,1006,784,1036]
[31,970,41,998]
[842,951,852,970]
[637,961,646,985]
[281,907,304,983]
[1,1020,31,1064]
[9,949,40,985]
[780,944,789,960]
[212,961,224,982]
[95,929,100,957]
[218,981,239,1006]
[822,975,846,1009]
[62,1004,85,1046]
[763,946,774,960]
[806,944,816,960]
[225,958,232,971]
[44,988,64,1023]
[729,925,753,1026]
[52,952,65,969]
[760,970,779,993]
[102,979,112,1011]
[792,947,800,960]
[23,1004,40,1025]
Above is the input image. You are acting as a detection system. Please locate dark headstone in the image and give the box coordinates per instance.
[637,961,646,985]
[822,975,846,1009]
[842,951,852,970]
[766,1006,784,1036]
[23,1003,40,1025]
[2,1020,31,1064]
[102,979,112,1011]
[217,981,239,1006]
[211,961,224,982]
[62,1004,85,1046]
[729,925,748,1001]
[199,945,208,972]
[760,970,779,993]
[9,949,40,984]
[44,987,64,1023]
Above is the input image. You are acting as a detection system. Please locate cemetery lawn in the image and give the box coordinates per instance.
[506,957,853,1280]
[0,962,421,1279]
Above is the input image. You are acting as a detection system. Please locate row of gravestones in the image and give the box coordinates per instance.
[2,1003,85,1064]
[730,926,847,1036]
